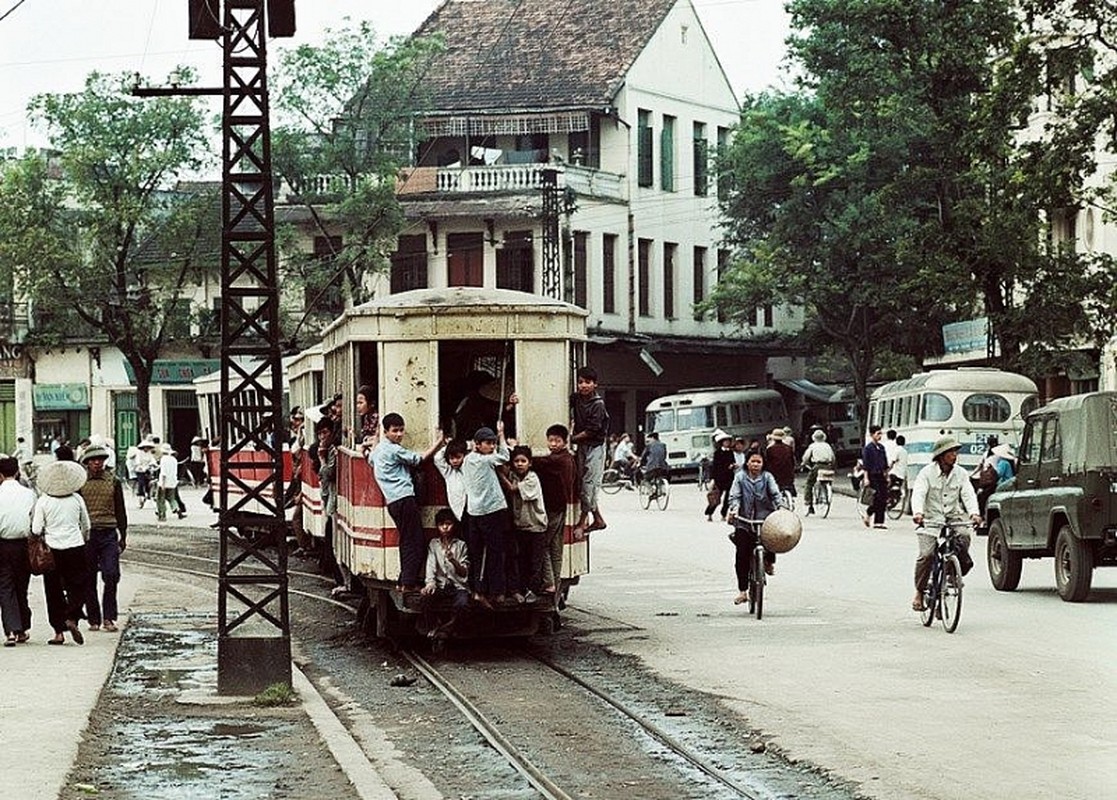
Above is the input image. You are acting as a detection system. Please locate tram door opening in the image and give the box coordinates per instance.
[438,340,516,442]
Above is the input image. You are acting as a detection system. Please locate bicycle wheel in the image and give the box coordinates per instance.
[639,478,653,509]
[601,468,622,495]
[887,482,907,520]
[752,548,765,620]
[655,478,670,510]
[818,482,832,518]
[920,563,938,628]
[941,555,963,633]
[781,489,795,513]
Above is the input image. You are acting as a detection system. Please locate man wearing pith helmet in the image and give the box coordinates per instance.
[78,444,128,633]
[909,436,981,612]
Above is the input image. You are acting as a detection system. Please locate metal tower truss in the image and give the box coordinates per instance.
[216,0,291,694]
[540,168,562,300]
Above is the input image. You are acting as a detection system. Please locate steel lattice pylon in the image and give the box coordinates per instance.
[215,0,291,694]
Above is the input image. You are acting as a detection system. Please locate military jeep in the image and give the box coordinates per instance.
[985,391,1117,602]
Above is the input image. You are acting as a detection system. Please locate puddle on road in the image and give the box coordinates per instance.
[93,613,298,800]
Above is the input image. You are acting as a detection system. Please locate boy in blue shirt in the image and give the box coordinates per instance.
[370,412,442,592]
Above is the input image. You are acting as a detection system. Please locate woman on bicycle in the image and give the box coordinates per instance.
[909,436,981,612]
[727,451,782,605]
[704,430,735,522]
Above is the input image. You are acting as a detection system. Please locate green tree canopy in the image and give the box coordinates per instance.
[271,20,443,345]
[0,69,210,434]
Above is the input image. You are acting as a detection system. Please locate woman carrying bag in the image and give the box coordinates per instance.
[33,460,90,645]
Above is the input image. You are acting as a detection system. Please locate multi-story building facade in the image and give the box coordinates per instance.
[330,0,805,435]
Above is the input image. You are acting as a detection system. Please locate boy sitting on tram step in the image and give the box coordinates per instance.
[532,424,576,603]
[421,508,470,639]
[369,413,442,593]
[461,422,511,607]
[501,444,548,604]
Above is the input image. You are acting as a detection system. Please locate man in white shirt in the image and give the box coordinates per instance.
[156,448,183,522]
[0,456,37,645]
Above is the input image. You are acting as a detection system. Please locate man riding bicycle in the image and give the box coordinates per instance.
[639,432,669,485]
[800,428,835,516]
[909,436,981,612]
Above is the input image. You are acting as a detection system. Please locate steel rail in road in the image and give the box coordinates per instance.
[402,650,577,800]
[527,649,766,800]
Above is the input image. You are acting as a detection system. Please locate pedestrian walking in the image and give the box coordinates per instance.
[78,444,127,633]
[33,459,90,645]
[0,456,36,645]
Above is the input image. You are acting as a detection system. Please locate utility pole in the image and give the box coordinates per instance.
[139,0,296,695]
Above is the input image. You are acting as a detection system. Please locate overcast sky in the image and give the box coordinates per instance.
[0,0,791,151]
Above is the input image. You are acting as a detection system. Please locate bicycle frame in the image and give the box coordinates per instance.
[918,524,968,633]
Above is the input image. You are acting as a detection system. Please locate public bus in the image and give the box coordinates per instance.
[644,386,790,472]
[867,367,1039,483]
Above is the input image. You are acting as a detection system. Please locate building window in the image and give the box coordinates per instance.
[568,118,601,168]
[764,304,773,327]
[717,126,731,201]
[661,114,676,192]
[693,121,708,196]
[165,298,192,339]
[637,109,653,188]
[638,238,652,317]
[663,242,677,319]
[602,234,617,314]
[447,232,484,287]
[573,231,589,309]
[693,246,706,319]
[390,234,429,293]
[496,230,534,292]
[716,248,729,323]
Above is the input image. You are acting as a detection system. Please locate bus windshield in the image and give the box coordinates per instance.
[646,409,676,433]
[676,405,713,431]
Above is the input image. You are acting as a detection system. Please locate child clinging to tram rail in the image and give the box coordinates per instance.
[461,421,511,607]
[532,424,576,601]
[421,508,470,639]
[433,436,468,527]
[369,412,443,593]
[501,444,548,604]
[571,366,609,536]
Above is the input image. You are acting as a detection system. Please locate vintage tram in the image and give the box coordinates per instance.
[198,287,591,639]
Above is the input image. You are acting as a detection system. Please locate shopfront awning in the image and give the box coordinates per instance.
[777,378,848,404]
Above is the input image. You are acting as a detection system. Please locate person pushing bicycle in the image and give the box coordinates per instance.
[909,436,981,612]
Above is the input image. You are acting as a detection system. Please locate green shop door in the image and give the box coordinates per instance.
[113,392,139,465]
[0,381,15,454]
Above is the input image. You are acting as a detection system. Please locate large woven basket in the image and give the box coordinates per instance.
[760,508,802,554]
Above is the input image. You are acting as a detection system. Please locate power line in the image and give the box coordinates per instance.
[0,0,29,24]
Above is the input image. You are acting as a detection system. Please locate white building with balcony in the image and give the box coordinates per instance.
[334,0,806,435]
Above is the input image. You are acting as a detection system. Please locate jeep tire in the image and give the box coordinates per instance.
[1054,526,1094,602]
[987,519,1022,592]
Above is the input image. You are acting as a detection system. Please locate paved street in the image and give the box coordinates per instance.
[573,482,1117,800]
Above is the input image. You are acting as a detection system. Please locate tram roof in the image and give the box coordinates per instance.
[871,368,1037,398]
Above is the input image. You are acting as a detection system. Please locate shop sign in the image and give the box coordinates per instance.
[122,359,221,385]
[33,383,90,410]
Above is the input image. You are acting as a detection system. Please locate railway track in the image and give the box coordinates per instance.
[122,546,790,799]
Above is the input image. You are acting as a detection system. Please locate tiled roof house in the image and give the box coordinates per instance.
[304,0,806,451]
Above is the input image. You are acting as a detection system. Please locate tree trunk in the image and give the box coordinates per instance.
[129,358,154,437]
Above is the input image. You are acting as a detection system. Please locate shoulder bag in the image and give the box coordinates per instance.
[28,534,55,575]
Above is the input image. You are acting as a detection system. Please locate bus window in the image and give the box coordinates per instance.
[1020,395,1040,418]
[731,404,742,425]
[962,393,1011,423]
[901,395,913,426]
[715,405,728,427]
[646,409,675,433]
[921,392,953,423]
[676,405,712,430]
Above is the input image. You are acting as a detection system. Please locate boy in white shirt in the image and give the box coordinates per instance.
[421,508,470,638]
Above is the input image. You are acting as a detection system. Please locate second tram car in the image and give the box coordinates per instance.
[644,386,789,472]
[867,367,1039,483]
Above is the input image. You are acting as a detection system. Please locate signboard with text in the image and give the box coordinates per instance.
[33,383,90,410]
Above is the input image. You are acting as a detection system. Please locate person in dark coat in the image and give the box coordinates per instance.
[704,431,735,522]
[862,424,890,528]
[765,428,797,496]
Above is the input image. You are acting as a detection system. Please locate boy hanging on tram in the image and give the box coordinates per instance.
[369,412,443,593]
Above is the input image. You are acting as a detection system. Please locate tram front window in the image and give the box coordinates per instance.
[439,340,517,441]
